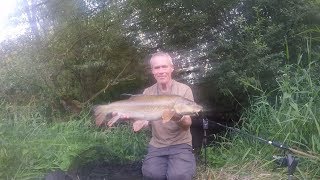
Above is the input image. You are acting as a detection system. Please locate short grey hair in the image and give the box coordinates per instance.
[150,51,174,66]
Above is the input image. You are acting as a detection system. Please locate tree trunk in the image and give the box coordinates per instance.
[22,0,41,41]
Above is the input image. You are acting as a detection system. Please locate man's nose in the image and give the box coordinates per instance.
[158,67,166,73]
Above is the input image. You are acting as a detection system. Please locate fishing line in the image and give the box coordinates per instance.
[200,115,319,180]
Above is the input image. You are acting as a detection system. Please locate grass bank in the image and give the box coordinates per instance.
[0,102,148,179]
[202,62,320,179]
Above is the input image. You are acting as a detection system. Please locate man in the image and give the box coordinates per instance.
[135,52,196,180]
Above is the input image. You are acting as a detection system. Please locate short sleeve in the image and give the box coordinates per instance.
[184,87,194,101]
[143,88,149,95]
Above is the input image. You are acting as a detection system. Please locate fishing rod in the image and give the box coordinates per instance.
[201,116,319,180]
[202,116,209,171]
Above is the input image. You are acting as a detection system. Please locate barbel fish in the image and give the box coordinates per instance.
[93,94,203,127]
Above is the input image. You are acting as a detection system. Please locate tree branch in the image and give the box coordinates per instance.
[82,61,131,106]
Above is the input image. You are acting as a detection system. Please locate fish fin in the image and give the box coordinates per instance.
[121,93,135,97]
[128,95,145,100]
[121,93,144,97]
[107,114,121,127]
[132,120,148,132]
[162,109,175,123]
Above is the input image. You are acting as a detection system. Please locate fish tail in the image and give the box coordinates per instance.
[93,105,113,126]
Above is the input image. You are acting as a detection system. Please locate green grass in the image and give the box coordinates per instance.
[202,62,320,179]
[0,101,148,179]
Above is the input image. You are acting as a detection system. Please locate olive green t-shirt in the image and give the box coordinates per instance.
[143,80,194,148]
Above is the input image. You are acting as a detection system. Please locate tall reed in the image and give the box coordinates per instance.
[204,61,320,178]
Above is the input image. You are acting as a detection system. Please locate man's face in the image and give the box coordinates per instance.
[150,55,174,84]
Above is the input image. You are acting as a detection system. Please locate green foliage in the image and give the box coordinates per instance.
[1,0,147,104]
[124,0,320,115]
[211,0,320,102]
[2,0,320,110]
[0,101,148,179]
[204,60,320,178]
[205,135,275,168]
[245,62,320,152]
[127,0,239,49]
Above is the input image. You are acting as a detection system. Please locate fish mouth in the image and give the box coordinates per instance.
[194,105,203,116]
[195,105,203,112]
[190,107,203,116]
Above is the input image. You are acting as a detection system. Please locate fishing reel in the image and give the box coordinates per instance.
[202,116,209,130]
[273,154,298,180]
[201,116,209,147]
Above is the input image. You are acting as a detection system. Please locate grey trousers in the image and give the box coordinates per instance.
[142,144,196,180]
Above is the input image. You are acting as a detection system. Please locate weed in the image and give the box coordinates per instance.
[0,102,148,179]
[202,61,320,179]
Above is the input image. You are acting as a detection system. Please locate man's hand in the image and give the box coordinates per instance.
[111,112,149,132]
[105,112,131,127]
[169,110,183,122]
[133,120,149,132]
[171,111,192,130]
[111,112,129,119]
